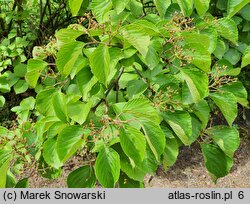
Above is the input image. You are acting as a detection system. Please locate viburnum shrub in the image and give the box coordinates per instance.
[0,0,250,188]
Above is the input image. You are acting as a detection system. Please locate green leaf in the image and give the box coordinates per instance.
[57,126,89,162]
[201,143,233,182]
[141,121,166,162]
[162,111,192,145]
[14,63,27,77]
[241,45,250,67]
[90,0,112,22]
[177,0,194,16]
[89,45,110,85]
[25,59,47,88]
[184,43,211,72]
[224,48,241,65]
[67,166,96,188]
[120,98,160,124]
[163,137,179,170]
[0,76,10,93]
[112,143,149,182]
[95,147,120,187]
[213,39,226,59]
[153,0,171,18]
[112,0,131,14]
[181,67,209,103]
[219,81,249,107]
[118,171,144,188]
[182,32,211,53]
[0,158,10,188]
[209,91,237,126]
[215,18,238,44]
[43,137,62,169]
[36,88,57,116]
[55,28,84,48]
[69,0,89,16]
[127,80,147,99]
[14,80,28,94]
[206,126,240,158]
[0,96,5,108]
[194,0,210,16]
[120,125,146,163]
[6,171,17,188]
[192,100,210,128]
[77,67,98,100]
[120,24,150,57]
[239,4,250,20]
[52,91,68,122]
[227,0,250,18]
[68,100,92,125]
[15,178,29,188]
[56,41,86,78]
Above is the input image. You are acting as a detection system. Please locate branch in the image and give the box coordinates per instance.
[132,65,155,94]
[91,67,124,112]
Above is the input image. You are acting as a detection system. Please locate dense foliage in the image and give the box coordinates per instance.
[0,0,250,188]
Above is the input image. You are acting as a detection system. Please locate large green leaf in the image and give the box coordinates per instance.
[112,143,154,182]
[76,67,98,100]
[224,48,241,65]
[55,28,84,48]
[56,41,86,78]
[213,39,227,59]
[206,126,240,158]
[112,0,131,14]
[184,42,211,72]
[67,166,96,188]
[120,24,151,57]
[43,137,62,169]
[90,0,112,22]
[89,45,110,85]
[15,178,29,188]
[192,100,210,128]
[95,147,120,187]
[52,91,68,122]
[177,0,194,16]
[227,0,250,17]
[153,0,171,18]
[162,111,192,145]
[201,143,233,182]
[181,67,209,103]
[118,171,144,188]
[69,0,89,16]
[209,91,237,126]
[120,125,146,163]
[25,59,47,87]
[194,0,210,16]
[57,126,89,162]
[120,98,160,124]
[141,121,166,162]
[219,81,249,107]
[163,137,179,170]
[215,18,238,44]
[36,88,57,116]
[241,45,250,67]
[0,158,11,188]
[68,100,92,125]
[127,80,147,99]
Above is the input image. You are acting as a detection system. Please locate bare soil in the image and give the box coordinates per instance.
[27,127,250,188]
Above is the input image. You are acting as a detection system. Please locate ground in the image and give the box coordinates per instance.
[27,126,250,188]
